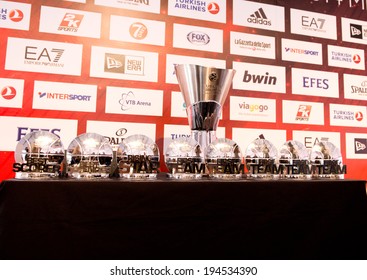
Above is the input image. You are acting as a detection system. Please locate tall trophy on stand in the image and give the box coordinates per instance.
[165,64,236,178]
[174,64,236,151]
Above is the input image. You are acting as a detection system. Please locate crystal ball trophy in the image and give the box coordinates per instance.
[278,140,310,178]
[175,64,236,153]
[165,137,205,179]
[116,134,159,179]
[310,141,346,179]
[205,138,244,178]
[13,131,64,179]
[67,132,113,179]
[245,138,278,179]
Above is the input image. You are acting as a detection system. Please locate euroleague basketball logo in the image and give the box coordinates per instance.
[1,86,16,100]
[9,9,24,22]
[208,2,220,15]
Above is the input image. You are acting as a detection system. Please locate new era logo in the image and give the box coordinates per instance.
[350,24,363,39]
[355,138,367,154]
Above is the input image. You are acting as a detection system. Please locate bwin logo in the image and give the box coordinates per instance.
[243,70,277,85]
[187,31,210,45]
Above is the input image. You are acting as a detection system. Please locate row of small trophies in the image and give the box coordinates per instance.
[12,130,345,179]
[13,64,346,179]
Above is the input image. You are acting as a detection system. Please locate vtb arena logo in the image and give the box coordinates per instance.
[0,9,24,22]
[1,86,16,100]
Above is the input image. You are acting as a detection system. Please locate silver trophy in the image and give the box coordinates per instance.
[175,64,236,151]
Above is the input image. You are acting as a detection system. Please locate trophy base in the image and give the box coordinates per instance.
[15,172,58,179]
[69,172,110,179]
[167,173,203,179]
[121,173,157,179]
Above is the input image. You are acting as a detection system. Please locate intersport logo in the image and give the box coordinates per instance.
[0,1,30,30]
[5,37,83,76]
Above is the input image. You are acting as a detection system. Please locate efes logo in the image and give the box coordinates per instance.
[104,53,144,75]
[129,22,148,40]
[355,138,367,154]
[296,105,312,121]
[248,8,271,26]
[58,13,84,32]
[208,2,220,14]
[187,31,210,45]
[1,86,16,100]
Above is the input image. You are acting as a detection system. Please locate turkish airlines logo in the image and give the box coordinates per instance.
[58,13,84,32]
[208,2,220,15]
[355,111,364,121]
[355,138,367,154]
[296,105,312,121]
[129,22,148,40]
[9,9,24,22]
[1,86,16,100]
[353,54,361,64]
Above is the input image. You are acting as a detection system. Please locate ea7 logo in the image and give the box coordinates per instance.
[25,47,64,62]
[59,13,84,31]
[302,16,325,30]
[296,105,312,121]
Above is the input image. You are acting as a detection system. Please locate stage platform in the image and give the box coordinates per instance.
[0,176,366,260]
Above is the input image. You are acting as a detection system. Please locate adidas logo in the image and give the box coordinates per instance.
[247,8,271,26]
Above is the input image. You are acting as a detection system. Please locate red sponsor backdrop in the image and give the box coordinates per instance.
[1,0,367,181]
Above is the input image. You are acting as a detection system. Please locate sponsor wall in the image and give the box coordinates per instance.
[0,0,367,180]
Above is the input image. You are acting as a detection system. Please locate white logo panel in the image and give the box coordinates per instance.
[0,78,24,108]
[282,100,324,125]
[0,116,78,151]
[105,86,163,117]
[233,1,285,32]
[86,120,156,146]
[166,54,226,84]
[344,73,367,101]
[168,0,226,23]
[0,1,31,30]
[292,68,339,98]
[5,37,83,76]
[110,15,165,46]
[290,8,337,40]
[230,96,276,123]
[292,130,341,151]
[232,127,287,156]
[232,61,286,94]
[39,6,101,38]
[90,46,158,82]
[346,133,367,159]
[94,0,160,14]
[330,104,367,127]
[173,23,223,53]
[342,17,367,45]
[171,91,187,118]
[282,38,323,65]
[230,31,275,59]
[164,124,225,155]
[33,81,97,112]
[328,45,365,70]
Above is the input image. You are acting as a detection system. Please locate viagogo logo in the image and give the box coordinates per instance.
[239,102,269,112]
